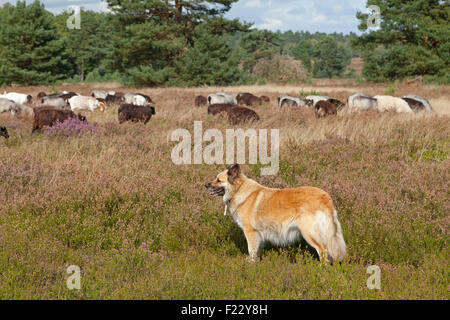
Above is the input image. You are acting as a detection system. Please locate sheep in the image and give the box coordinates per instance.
[260,95,270,103]
[305,95,344,109]
[91,90,109,99]
[124,93,152,106]
[278,95,312,108]
[373,95,413,113]
[60,92,78,102]
[315,100,337,118]
[69,96,105,112]
[12,104,34,116]
[227,106,260,125]
[0,126,9,139]
[41,96,68,108]
[0,92,33,105]
[104,94,124,106]
[32,107,86,133]
[118,104,155,124]
[0,98,17,113]
[402,95,433,111]
[347,93,378,111]
[207,104,235,116]
[207,93,237,106]
[195,95,208,107]
[236,93,262,107]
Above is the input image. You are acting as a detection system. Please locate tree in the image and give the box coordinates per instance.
[353,0,450,82]
[239,29,280,74]
[172,25,244,86]
[312,37,350,78]
[0,0,69,85]
[106,0,249,86]
[55,10,116,81]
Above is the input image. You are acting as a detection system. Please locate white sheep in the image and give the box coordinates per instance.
[12,104,34,116]
[278,95,312,107]
[207,93,237,105]
[306,95,331,107]
[347,93,378,111]
[69,96,105,112]
[0,92,33,105]
[402,94,433,111]
[373,95,412,113]
[0,98,16,113]
[91,90,109,99]
[124,94,149,106]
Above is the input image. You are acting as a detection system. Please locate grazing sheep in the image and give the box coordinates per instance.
[236,93,262,107]
[207,104,235,116]
[195,95,208,107]
[347,93,378,111]
[124,93,152,106]
[37,92,47,100]
[104,94,124,106]
[402,95,432,111]
[208,93,237,105]
[0,98,16,113]
[32,107,86,133]
[69,96,105,112]
[327,98,345,110]
[0,92,33,105]
[260,95,270,103]
[278,95,312,108]
[118,104,155,124]
[60,92,78,102]
[315,100,337,118]
[227,106,260,125]
[306,95,330,106]
[0,126,9,139]
[373,95,413,113]
[91,90,109,99]
[12,104,34,116]
[41,96,68,108]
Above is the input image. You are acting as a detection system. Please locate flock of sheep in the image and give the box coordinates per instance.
[0,88,434,140]
[194,91,433,124]
[0,90,156,137]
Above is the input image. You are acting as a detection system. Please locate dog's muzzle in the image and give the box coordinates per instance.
[205,183,225,197]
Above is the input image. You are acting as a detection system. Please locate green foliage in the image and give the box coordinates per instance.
[354,0,450,83]
[0,0,69,85]
[312,36,351,78]
[172,25,245,86]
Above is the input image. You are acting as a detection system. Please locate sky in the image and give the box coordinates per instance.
[0,0,369,34]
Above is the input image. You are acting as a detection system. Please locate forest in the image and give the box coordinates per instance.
[0,0,448,87]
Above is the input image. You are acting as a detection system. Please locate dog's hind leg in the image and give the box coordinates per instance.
[243,228,261,262]
[300,232,329,263]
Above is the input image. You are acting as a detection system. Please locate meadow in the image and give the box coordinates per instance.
[0,80,448,299]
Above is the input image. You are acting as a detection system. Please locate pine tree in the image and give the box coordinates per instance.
[353,0,450,82]
[106,0,249,86]
[312,37,350,78]
[0,1,68,85]
[172,25,244,86]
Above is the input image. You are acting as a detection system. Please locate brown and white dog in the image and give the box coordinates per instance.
[205,164,346,263]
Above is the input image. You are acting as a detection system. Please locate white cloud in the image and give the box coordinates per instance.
[255,18,283,30]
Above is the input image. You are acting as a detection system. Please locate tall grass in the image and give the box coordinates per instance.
[0,85,448,299]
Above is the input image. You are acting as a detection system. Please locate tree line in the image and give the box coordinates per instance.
[0,0,448,87]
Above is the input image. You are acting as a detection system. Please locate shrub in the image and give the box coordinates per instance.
[252,55,310,84]
[43,117,99,137]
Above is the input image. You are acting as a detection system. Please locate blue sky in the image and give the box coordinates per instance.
[0,0,369,33]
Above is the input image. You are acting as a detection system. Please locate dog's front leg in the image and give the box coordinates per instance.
[244,229,260,262]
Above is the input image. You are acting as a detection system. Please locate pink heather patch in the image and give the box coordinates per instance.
[43,117,99,137]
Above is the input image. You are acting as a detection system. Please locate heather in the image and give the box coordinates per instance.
[43,117,99,137]
[0,82,448,299]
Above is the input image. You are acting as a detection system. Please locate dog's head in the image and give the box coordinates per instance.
[205,164,241,200]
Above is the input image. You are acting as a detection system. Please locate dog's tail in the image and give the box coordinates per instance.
[325,209,346,263]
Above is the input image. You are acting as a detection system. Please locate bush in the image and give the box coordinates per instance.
[251,55,310,84]
[43,118,99,137]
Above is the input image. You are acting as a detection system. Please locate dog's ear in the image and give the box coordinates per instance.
[227,164,241,184]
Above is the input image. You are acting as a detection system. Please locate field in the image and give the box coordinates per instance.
[0,80,449,299]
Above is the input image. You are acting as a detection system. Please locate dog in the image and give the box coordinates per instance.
[205,164,346,263]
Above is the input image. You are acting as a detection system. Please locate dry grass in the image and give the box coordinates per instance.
[0,82,449,299]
